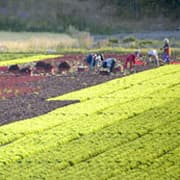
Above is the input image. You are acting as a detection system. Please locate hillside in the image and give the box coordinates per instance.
[0,65,179,179]
[0,0,179,33]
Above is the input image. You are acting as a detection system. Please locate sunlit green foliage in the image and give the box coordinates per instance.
[0,53,36,61]
[0,54,61,66]
[0,65,179,179]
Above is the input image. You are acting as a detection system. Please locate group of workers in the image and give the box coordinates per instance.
[85,38,171,75]
[85,53,116,74]
[147,38,171,67]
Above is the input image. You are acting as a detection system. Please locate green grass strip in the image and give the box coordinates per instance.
[0,54,61,66]
[0,53,35,61]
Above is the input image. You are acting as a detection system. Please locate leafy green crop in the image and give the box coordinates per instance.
[0,53,35,62]
[0,65,179,179]
[0,54,61,66]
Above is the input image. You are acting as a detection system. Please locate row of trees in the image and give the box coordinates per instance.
[113,0,180,19]
[0,0,179,33]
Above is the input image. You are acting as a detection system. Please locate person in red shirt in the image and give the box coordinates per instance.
[123,50,140,75]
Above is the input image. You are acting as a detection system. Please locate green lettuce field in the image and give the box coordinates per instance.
[0,54,60,66]
[0,65,179,179]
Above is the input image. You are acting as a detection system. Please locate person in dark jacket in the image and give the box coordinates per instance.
[85,53,97,71]
[161,38,171,64]
[102,58,116,74]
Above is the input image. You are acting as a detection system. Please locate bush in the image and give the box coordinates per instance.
[66,25,94,49]
[109,38,119,44]
[123,36,137,43]
[139,40,153,48]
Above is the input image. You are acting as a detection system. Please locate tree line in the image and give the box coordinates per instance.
[0,0,179,33]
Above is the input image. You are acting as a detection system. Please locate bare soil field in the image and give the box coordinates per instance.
[0,72,151,125]
[0,53,176,126]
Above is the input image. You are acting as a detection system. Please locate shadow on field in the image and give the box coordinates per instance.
[0,95,80,126]
[0,64,159,126]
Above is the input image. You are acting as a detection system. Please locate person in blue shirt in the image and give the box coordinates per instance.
[85,53,97,70]
[102,58,116,74]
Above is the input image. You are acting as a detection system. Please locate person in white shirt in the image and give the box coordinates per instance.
[147,49,159,67]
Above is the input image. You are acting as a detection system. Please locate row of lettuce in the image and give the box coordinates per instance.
[0,65,179,179]
[0,54,60,66]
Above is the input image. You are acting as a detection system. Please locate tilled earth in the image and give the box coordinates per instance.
[0,65,153,126]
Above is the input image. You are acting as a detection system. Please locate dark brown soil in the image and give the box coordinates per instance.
[0,65,154,126]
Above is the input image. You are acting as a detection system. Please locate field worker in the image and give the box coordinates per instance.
[161,38,171,64]
[102,58,116,74]
[95,53,104,69]
[85,53,97,71]
[147,49,159,67]
[123,49,140,75]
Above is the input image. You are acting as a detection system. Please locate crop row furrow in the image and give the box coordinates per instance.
[0,99,179,178]
[54,121,179,180]
[0,83,179,163]
[109,145,180,180]
[56,123,180,178]
[0,66,179,147]
[53,81,179,118]
[50,65,180,101]
[56,117,180,174]
[0,65,179,179]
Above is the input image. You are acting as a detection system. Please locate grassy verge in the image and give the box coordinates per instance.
[1,31,180,57]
